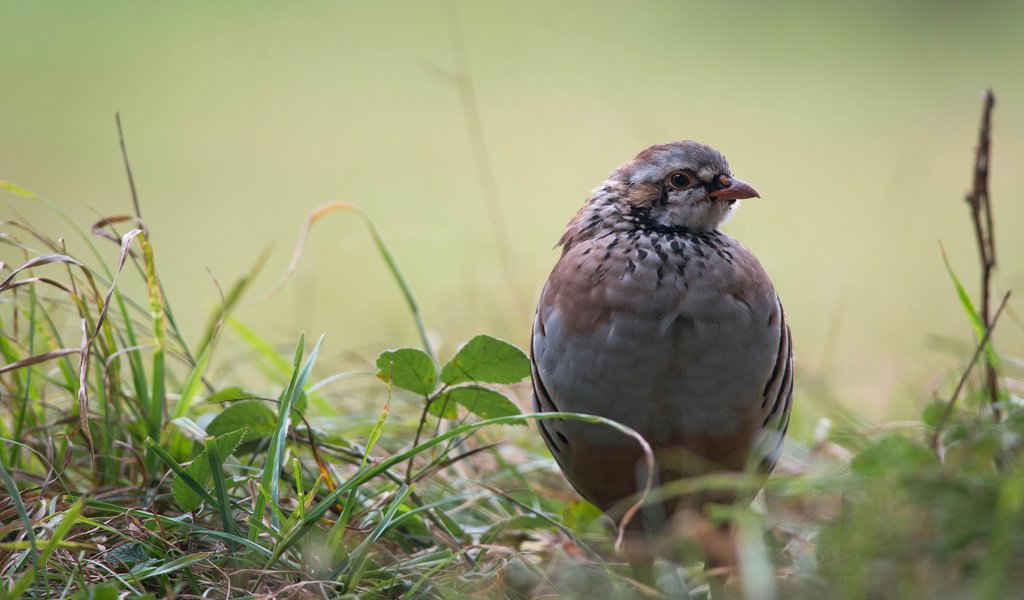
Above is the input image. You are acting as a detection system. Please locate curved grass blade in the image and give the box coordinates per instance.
[941,244,1002,376]
[265,411,654,566]
[260,202,435,363]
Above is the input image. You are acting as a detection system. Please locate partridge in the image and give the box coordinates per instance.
[531,141,793,533]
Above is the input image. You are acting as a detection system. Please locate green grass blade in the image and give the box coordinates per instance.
[328,393,392,552]
[0,180,42,199]
[7,569,35,600]
[144,437,216,508]
[9,287,40,468]
[340,483,414,591]
[253,483,291,531]
[204,437,238,538]
[114,289,150,415]
[362,397,390,470]
[37,499,85,564]
[227,318,293,381]
[249,334,324,541]
[133,552,212,580]
[941,247,1001,374]
[140,235,167,474]
[74,497,273,558]
[172,341,214,421]
[291,458,305,521]
[352,209,435,364]
[8,498,86,598]
[36,304,79,393]
[266,410,652,566]
[0,454,37,549]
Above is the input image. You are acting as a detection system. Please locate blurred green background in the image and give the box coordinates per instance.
[3,0,1023,419]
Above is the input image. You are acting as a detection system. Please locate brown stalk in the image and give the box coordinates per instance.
[441,0,528,319]
[115,112,145,228]
[967,90,999,416]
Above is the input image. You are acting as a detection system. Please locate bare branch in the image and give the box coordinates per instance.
[966,90,999,415]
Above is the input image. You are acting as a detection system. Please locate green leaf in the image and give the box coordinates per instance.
[428,394,459,419]
[207,386,248,403]
[850,433,936,477]
[207,400,277,442]
[944,428,1000,473]
[375,348,436,395]
[440,335,530,386]
[438,385,523,422]
[922,399,948,428]
[172,428,247,512]
[563,499,605,532]
[146,437,216,509]
[104,542,149,568]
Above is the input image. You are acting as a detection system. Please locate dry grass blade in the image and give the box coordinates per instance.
[90,215,142,254]
[0,348,80,375]
[0,276,75,295]
[441,0,523,314]
[260,201,358,301]
[0,220,69,256]
[115,112,144,225]
[75,228,144,448]
[0,254,84,292]
[260,201,435,362]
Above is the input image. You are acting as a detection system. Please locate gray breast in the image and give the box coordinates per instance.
[533,228,782,447]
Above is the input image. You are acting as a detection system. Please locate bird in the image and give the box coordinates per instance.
[530,140,793,562]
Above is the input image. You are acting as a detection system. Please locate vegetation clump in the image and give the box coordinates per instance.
[1,93,1022,598]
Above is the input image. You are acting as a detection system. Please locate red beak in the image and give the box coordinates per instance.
[708,175,760,201]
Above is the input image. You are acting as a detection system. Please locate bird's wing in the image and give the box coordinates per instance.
[755,297,794,473]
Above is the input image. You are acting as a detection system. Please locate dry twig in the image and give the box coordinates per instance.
[966,90,1000,415]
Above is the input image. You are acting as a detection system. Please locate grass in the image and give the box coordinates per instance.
[2,99,1024,599]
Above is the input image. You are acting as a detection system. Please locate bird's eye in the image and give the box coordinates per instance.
[667,171,695,190]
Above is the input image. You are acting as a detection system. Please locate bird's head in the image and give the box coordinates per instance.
[610,140,760,232]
